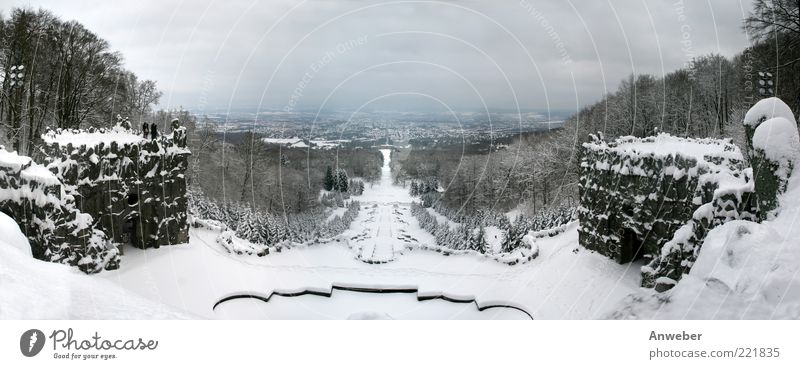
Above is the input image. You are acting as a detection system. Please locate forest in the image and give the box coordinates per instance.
[0,8,162,158]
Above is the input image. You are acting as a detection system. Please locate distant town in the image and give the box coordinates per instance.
[195,109,568,148]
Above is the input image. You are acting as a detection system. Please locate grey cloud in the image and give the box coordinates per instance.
[9,0,753,112]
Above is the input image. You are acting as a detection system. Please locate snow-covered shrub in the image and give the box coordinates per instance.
[750,117,800,217]
[409,202,536,264]
[409,178,440,196]
[348,179,365,196]
[320,191,347,208]
[191,190,360,254]
[499,206,576,252]
[743,97,797,159]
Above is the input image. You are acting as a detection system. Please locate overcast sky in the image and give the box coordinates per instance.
[9,0,754,113]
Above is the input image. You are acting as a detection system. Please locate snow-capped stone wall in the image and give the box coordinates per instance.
[578,133,757,291]
[0,148,118,273]
[42,119,191,250]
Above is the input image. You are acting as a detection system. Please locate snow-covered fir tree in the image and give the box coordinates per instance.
[324,166,335,191]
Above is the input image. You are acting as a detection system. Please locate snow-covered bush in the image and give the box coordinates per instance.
[743,97,797,159]
[499,206,576,252]
[409,202,537,264]
[190,190,361,254]
[751,116,800,217]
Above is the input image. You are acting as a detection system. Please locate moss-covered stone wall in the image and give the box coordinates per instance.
[43,124,190,250]
[0,151,118,272]
[579,136,703,264]
[578,133,756,290]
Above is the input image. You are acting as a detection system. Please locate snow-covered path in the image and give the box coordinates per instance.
[347,149,430,263]
[357,149,414,204]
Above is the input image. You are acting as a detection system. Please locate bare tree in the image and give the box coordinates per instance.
[0,7,158,156]
[744,0,800,46]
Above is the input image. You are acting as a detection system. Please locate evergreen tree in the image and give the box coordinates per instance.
[235,211,259,243]
[473,226,488,254]
[334,169,349,192]
[324,166,335,191]
[257,212,274,244]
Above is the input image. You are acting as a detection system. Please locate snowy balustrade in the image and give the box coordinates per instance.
[41,120,191,251]
[578,132,757,290]
[0,147,117,273]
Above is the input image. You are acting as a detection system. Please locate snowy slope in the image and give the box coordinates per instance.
[98,149,642,319]
[2,147,644,319]
[100,219,642,319]
[0,212,189,319]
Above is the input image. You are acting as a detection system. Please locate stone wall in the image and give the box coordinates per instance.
[578,133,756,290]
[0,149,118,272]
[43,123,190,250]
[641,189,757,291]
[579,141,700,264]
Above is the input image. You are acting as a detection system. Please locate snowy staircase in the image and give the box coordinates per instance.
[348,203,419,264]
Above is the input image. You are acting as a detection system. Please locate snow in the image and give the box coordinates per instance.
[426,207,457,228]
[744,97,797,127]
[0,211,32,257]
[99,220,641,319]
[752,117,800,166]
[484,226,504,253]
[42,129,145,147]
[262,137,302,145]
[95,148,642,319]
[0,145,648,320]
[19,164,59,186]
[0,212,188,319]
[325,206,347,221]
[0,149,62,207]
[347,311,394,320]
[585,133,750,201]
[0,149,32,171]
[262,137,348,149]
[343,150,432,263]
[613,133,741,165]
[357,149,415,204]
[505,206,522,222]
[311,139,349,149]
[612,160,800,319]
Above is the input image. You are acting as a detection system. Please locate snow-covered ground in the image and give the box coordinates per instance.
[0,148,649,319]
[0,212,188,319]
[14,145,796,320]
[344,150,436,263]
[94,149,643,319]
